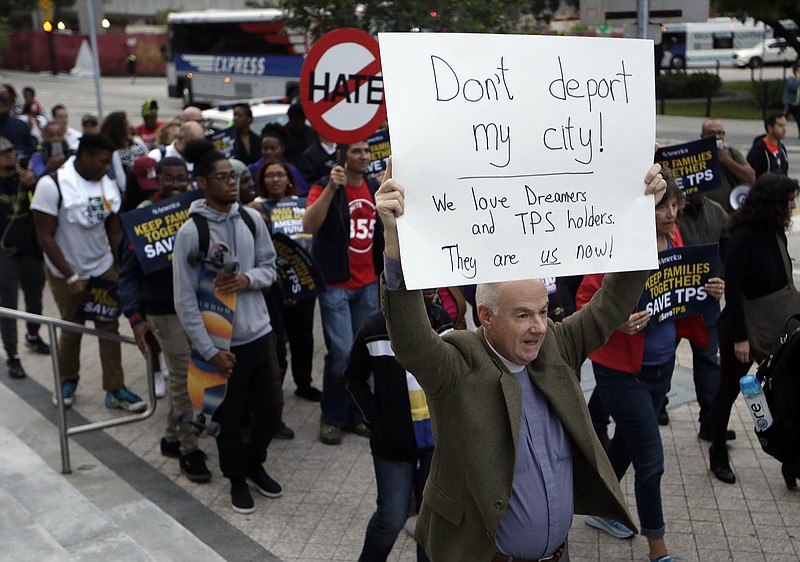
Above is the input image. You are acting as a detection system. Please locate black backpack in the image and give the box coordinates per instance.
[754,314,800,466]
[189,206,256,257]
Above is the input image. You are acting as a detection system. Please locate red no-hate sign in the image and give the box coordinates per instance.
[300,28,386,144]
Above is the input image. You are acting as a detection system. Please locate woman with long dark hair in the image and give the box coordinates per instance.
[100,111,148,193]
[709,173,799,487]
[254,158,322,403]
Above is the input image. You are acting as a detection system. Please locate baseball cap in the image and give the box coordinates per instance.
[0,136,14,153]
[131,156,159,191]
[141,99,159,115]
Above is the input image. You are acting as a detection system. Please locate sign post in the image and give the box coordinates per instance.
[300,28,386,144]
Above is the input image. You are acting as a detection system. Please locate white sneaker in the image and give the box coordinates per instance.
[154,371,167,399]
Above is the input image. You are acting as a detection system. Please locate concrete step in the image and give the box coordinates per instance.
[0,381,226,562]
[0,426,151,560]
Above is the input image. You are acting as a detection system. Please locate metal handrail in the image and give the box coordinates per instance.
[0,307,156,474]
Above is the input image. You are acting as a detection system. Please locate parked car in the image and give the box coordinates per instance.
[202,99,291,135]
[732,38,798,68]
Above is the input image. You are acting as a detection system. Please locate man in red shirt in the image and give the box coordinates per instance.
[304,140,384,445]
[134,99,164,150]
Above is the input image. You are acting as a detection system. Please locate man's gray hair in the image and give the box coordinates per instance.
[475,283,501,314]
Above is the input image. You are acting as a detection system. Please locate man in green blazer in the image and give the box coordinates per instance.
[375,162,667,562]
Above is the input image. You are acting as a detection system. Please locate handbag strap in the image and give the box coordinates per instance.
[776,231,795,289]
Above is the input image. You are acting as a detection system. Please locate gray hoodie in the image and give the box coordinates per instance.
[173,198,276,360]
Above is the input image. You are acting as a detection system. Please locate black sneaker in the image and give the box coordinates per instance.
[6,357,26,379]
[180,450,212,483]
[294,385,322,402]
[25,335,50,355]
[247,466,283,498]
[160,438,181,458]
[275,421,295,440]
[231,481,255,514]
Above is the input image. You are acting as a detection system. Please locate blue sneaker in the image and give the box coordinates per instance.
[52,380,78,408]
[105,387,146,412]
[651,556,683,562]
[585,515,634,539]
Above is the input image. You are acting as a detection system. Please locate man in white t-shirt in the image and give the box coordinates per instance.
[31,134,146,412]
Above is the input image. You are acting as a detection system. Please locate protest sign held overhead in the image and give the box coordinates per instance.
[639,244,718,323]
[300,28,386,144]
[120,190,203,275]
[655,137,720,196]
[379,33,656,289]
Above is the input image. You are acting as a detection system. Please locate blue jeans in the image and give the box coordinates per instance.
[359,450,433,562]
[690,302,721,431]
[592,358,674,539]
[318,282,378,426]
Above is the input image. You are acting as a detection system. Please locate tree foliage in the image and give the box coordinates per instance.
[278,0,532,40]
[712,0,800,54]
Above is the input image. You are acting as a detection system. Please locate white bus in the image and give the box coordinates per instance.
[166,9,308,107]
[660,18,768,69]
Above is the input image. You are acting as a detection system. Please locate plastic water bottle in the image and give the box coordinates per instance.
[740,374,773,432]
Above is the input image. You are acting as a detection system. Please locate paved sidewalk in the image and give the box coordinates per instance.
[2,283,799,561]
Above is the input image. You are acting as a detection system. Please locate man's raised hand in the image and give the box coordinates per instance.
[376,158,404,230]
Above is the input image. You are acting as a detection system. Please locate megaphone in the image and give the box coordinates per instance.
[730,184,751,211]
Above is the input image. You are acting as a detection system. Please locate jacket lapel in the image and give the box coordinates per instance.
[478,328,521,451]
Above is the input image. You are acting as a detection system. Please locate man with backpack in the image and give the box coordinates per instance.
[172,140,283,514]
[31,133,145,411]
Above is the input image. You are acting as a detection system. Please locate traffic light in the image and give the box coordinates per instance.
[43,21,53,32]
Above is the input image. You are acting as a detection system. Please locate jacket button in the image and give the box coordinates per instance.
[494,500,504,509]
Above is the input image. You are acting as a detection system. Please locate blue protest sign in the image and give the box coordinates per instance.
[119,190,203,275]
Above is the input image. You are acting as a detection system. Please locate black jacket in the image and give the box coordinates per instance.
[0,174,40,256]
[310,175,384,284]
[747,136,789,178]
[346,307,452,461]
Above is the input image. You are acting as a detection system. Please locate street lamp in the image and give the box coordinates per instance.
[42,21,57,75]
[57,21,66,30]
[101,18,110,29]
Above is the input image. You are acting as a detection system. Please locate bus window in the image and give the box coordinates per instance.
[712,33,734,50]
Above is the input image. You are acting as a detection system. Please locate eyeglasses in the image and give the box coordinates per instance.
[161,174,188,184]
[264,172,288,180]
[208,171,237,182]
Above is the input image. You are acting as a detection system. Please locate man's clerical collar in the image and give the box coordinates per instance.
[485,338,527,374]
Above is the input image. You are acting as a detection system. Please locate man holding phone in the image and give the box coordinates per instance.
[303,141,384,445]
[30,121,73,179]
[0,136,49,379]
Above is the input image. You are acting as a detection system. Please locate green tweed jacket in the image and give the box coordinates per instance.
[381,270,647,562]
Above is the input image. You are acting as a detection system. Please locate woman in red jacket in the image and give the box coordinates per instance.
[576,176,723,562]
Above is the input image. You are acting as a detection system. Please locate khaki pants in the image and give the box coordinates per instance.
[148,314,198,455]
[46,266,124,391]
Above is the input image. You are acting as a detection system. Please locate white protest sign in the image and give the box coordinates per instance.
[379,33,658,290]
